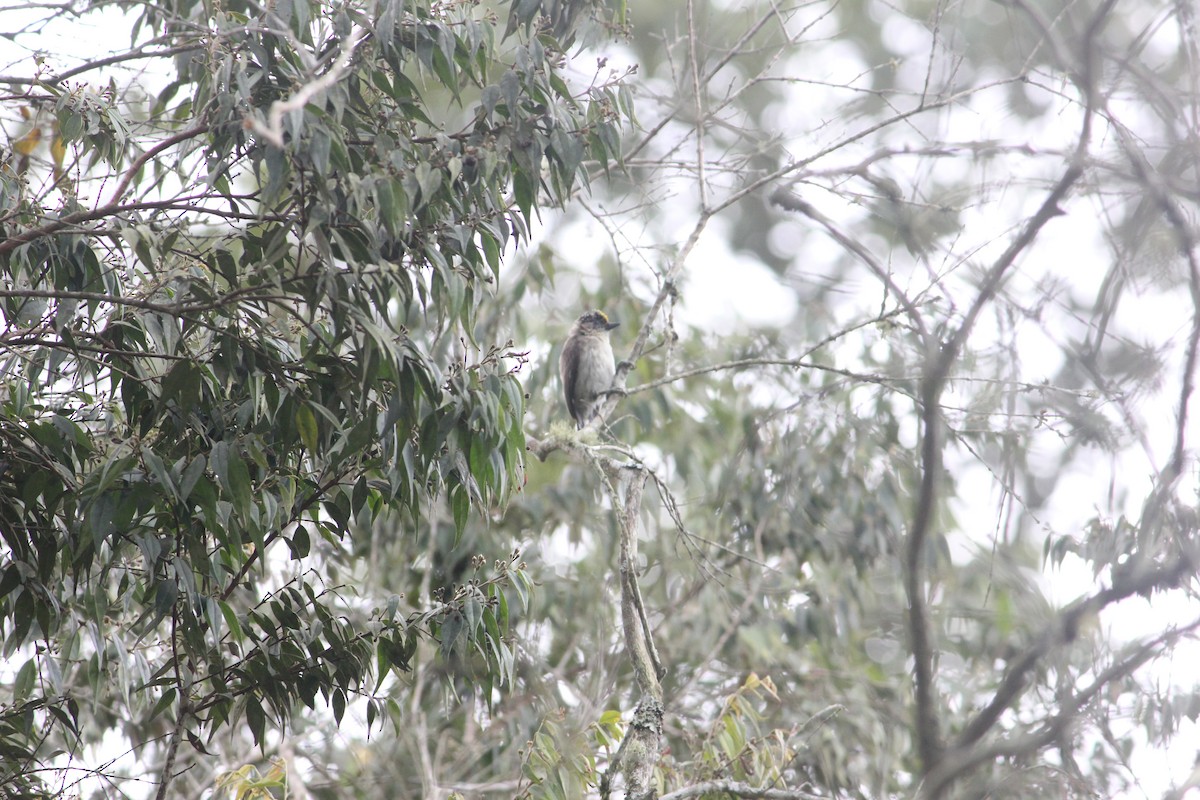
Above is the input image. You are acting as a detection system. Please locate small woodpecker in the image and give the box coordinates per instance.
[560,310,619,428]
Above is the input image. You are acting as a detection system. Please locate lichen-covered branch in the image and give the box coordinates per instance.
[600,464,665,800]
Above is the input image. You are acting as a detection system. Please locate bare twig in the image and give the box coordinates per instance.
[1107,121,1200,493]
[624,7,779,164]
[48,44,205,86]
[588,211,713,429]
[0,122,211,255]
[685,0,707,211]
[770,188,928,336]
[154,612,188,800]
[954,546,1198,756]
[903,0,1115,781]
[244,27,366,149]
[628,356,915,399]
[927,614,1200,798]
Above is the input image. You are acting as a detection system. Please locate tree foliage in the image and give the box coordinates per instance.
[0,0,625,795]
[4,0,1200,799]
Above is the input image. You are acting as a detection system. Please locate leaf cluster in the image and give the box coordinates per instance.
[0,0,630,793]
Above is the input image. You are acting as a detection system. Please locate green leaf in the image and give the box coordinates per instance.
[6,590,35,655]
[465,594,483,636]
[288,525,310,559]
[149,687,177,721]
[451,485,469,541]
[141,449,177,501]
[0,565,20,600]
[296,403,319,452]
[13,658,36,704]
[211,441,252,519]
[219,601,244,645]
[440,610,464,658]
[414,162,440,208]
[153,580,178,618]
[512,170,534,223]
[160,360,202,410]
[245,697,266,748]
[180,455,206,500]
[332,687,346,724]
[497,585,509,631]
[215,249,238,285]
[481,227,503,276]
[376,176,399,238]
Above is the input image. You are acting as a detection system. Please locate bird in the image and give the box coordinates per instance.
[560,310,619,428]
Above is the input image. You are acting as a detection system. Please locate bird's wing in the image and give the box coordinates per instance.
[559,337,581,422]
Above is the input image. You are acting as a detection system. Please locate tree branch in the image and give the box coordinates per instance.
[50,44,205,86]
[609,464,662,697]
[659,781,825,800]
[244,26,366,149]
[769,188,928,336]
[629,356,915,399]
[905,0,1111,779]
[154,611,188,800]
[927,614,1200,798]
[599,463,665,800]
[587,211,711,430]
[1107,120,1200,495]
[954,545,1199,756]
[0,122,210,255]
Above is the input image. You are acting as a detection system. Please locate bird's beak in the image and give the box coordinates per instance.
[606,319,620,330]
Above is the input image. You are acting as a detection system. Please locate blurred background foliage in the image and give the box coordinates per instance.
[2,0,1200,798]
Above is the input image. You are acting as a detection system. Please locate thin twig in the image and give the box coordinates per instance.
[627,356,914,399]
[244,27,366,148]
[927,614,1200,798]
[904,0,1116,776]
[0,122,210,255]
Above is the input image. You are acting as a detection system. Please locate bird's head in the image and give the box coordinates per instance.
[575,310,620,335]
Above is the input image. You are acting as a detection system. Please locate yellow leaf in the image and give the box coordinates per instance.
[262,757,286,784]
[13,127,41,156]
[50,134,66,169]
